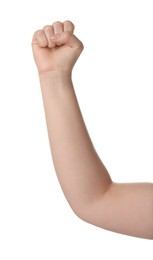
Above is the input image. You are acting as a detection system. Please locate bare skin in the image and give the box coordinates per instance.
[32,20,153,239]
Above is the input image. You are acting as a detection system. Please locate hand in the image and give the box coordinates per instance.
[32,20,84,77]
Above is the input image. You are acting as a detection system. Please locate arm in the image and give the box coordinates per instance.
[32,21,153,239]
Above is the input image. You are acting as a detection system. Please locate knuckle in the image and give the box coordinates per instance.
[75,40,84,55]
[63,20,75,29]
[35,29,43,36]
[65,31,73,41]
[52,21,62,27]
[33,30,43,40]
[32,30,45,46]
[43,25,52,31]
[52,21,63,34]
[79,41,84,50]
[65,31,72,37]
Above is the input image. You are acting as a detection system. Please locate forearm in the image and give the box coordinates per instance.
[40,72,112,215]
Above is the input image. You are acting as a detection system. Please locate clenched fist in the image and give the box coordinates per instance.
[32,20,84,76]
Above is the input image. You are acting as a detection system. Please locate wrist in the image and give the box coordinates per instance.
[39,71,73,90]
[39,70,72,78]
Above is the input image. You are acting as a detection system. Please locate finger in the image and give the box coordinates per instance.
[52,21,64,34]
[51,31,83,50]
[32,30,48,48]
[43,25,55,48]
[63,20,75,33]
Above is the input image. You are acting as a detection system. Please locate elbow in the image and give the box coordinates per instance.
[65,198,96,227]
[72,207,153,241]
[67,195,106,230]
[68,184,153,241]
[70,205,94,228]
[67,183,113,230]
[68,201,91,224]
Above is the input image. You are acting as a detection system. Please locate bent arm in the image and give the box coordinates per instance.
[40,73,112,213]
[40,73,153,240]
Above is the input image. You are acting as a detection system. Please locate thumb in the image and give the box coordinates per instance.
[51,31,84,50]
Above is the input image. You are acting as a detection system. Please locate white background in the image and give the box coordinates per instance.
[0,0,153,259]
